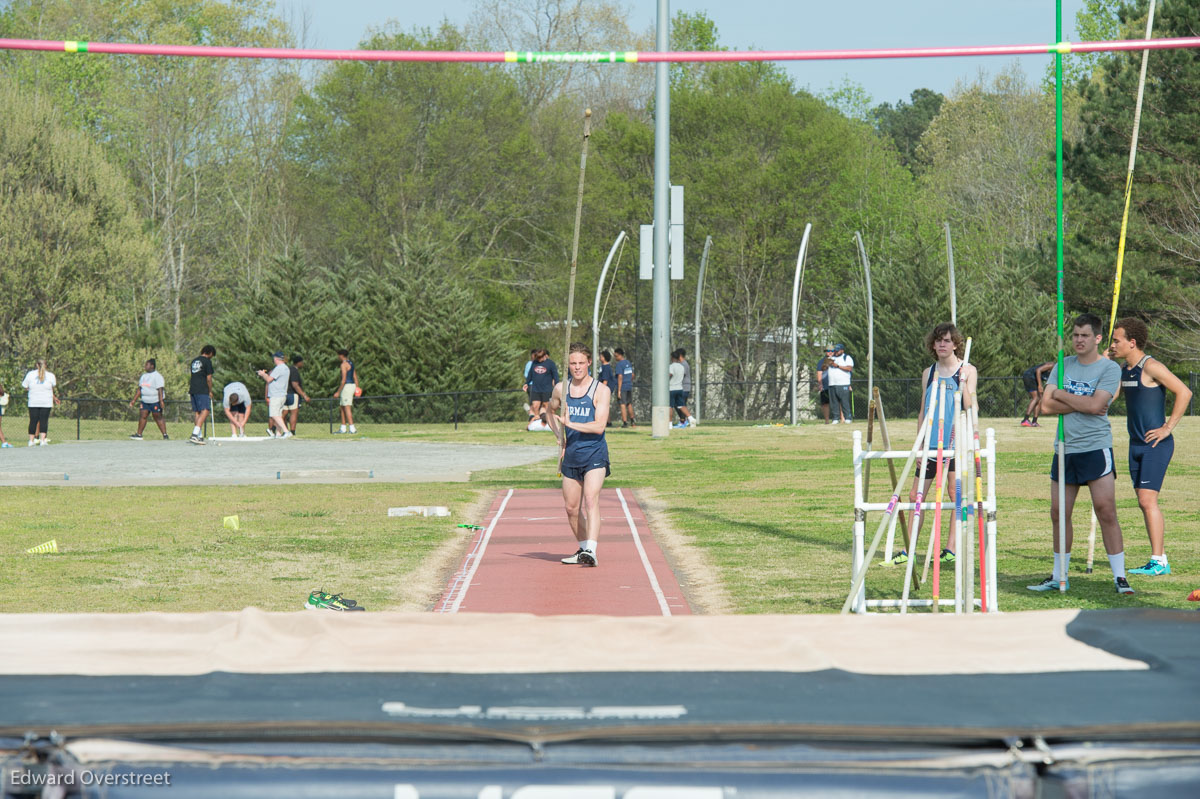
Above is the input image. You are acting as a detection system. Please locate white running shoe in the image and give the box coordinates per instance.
[561,549,586,564]
[578,549,597,567]
[688,417,698,427]
[281,431,293,439]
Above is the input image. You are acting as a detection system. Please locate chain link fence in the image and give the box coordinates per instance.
[0,372,1194,440]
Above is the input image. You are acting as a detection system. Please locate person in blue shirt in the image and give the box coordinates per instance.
[521,348,537,427]
[1111,317,1192,578]
[597,350,617,427]
[525,348,558,429]
[613,347,635,428]
[544,342,612,567]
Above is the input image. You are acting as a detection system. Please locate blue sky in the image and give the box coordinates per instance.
[276,0,1088,106]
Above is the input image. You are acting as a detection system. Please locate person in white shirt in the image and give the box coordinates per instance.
[21,358,60,446]
[256,351,293,438]
[826,343,854,424]
[222,381,253,437]
[128,358,168,440]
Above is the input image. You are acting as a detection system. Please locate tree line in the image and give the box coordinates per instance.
[0,0,1196,408]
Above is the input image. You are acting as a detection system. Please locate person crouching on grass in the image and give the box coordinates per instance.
[544,342,611,568]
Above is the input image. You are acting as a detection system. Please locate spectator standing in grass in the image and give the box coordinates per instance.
[678,348,696,428]
[0,377,12,448]
[333,349,357,435]
[129,358,168,440]
[188,344,215,444]
[597,350,617,427]
[22,358,59,447]
[257,351,293,439]
[1028,313,1131,596]
[614,347,635,427]
[525,349,558,431]
[826,343,853,424]
[817,346,834,423]
[285,355,311,435]
[1020,361,1055,427]
[222,381,252,437]
[1111,317,1192,578]
[521,348,537,427]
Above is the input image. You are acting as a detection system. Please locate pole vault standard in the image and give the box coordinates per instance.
[592,231,628,379]
[790,224,813,426]
[694,235,712,423]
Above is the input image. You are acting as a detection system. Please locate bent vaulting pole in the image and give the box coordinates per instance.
[791,223,813,426]
[592,230,628,378]
[694,235,712,423]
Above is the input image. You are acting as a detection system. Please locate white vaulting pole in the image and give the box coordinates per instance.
[791,223,813,426]
[854,232,874,404]
[694,235,711,422]
[592,230,628,378]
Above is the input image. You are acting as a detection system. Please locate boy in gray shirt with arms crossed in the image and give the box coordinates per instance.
[1029,313,1132,595]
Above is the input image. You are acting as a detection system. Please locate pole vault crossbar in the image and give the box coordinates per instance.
[1,35,1200,63]
[850,429,999,615]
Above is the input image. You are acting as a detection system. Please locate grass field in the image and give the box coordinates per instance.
[3,417,1197,614]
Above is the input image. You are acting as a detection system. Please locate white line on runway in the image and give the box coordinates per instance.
[616,488,671,616]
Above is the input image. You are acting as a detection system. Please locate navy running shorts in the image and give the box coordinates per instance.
[1022,368,1039,393]
[819,389,829,405]
[669,390,685,409]
[1129,437,1174,492]
[561,461,610,481]
[1050,447,1114,485]
[140,401,163,414]
[228,402,247,415]
[190,393,212,413]
[620,389,633,406]
[529,391,552,403]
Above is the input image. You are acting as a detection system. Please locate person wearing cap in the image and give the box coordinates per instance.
[826,343,854,424]
[221,381,252,437]
[129,358,169,440]
[257,351,293,439]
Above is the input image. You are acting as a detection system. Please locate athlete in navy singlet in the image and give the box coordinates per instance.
[1112,318,1192,576]
[544,342,612,568]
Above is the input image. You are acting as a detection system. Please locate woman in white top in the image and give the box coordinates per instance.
[22,359,60,446]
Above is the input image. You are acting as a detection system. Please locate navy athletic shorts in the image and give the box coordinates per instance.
[561,461,610,481]
[529,391,552,403]
[669,390,685,409]
[819,389,829,405]
[228,402,247,415]
[1129,437,1174,492]
[1022,368,1039,393]
[1050,447,1114,485]
[140,401,163,414]
[190,393,212,413]
[620,390,633,406]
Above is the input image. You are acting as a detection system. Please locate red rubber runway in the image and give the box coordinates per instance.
[437,488,691,616]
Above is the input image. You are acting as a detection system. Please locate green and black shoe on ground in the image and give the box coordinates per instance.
[305,589,364,611]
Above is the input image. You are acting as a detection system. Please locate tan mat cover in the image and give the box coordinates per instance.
[0,609,1145,676]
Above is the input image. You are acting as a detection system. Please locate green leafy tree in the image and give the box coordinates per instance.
[0,77,160,397]
[871,88,945,170]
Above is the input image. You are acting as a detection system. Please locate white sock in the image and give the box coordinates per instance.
[1152,554,1168,565]
[192,426,201,436]
[1108,551,1126,581]
[349,425,357,433]
[583,539,596,552]
[339,425,347,432]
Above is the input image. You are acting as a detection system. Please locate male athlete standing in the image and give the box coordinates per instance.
[1112,318,1192,577]
[188,345,215,444]
[1029,313,1131,595]
[613,348,635,427]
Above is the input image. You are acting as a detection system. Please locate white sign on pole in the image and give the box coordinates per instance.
[670,184,684,280]
[639,224,654,280]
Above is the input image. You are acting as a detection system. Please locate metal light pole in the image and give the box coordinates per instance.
[651,0,671,438]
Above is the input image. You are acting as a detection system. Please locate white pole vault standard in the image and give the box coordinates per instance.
[945,222,957,326]
[842,383,937,615]
[790,223,813,426]
[694,235,711,423]
[592,230,628,378]
[616,488,672,616]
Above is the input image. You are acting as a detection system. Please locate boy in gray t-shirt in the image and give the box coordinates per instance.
[1029,313,1131,596]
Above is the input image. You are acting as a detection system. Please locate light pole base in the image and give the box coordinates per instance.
[651,405,672,438]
